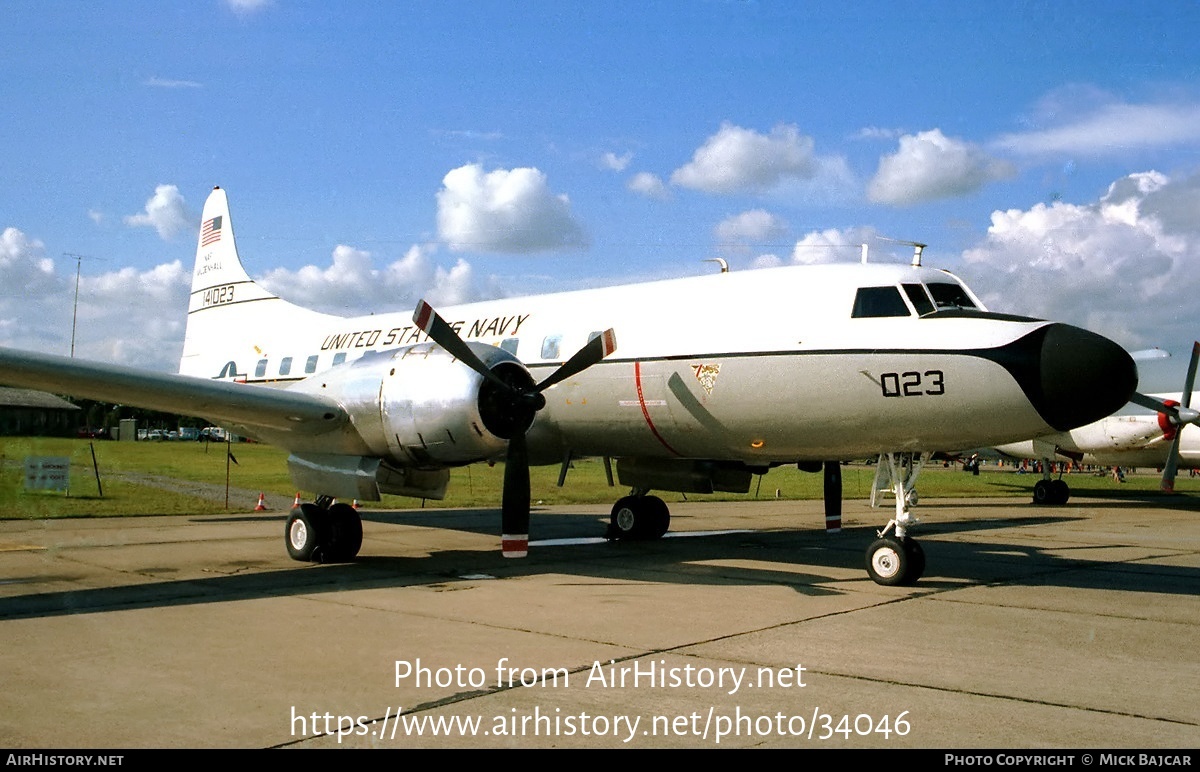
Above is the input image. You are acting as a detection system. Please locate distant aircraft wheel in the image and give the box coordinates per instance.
[903,537,925,583]
[1049,479,1070,505]
[327,502,363,561]
[1032,479,1053,505]
[286,504,332,562]
[866,537,910,586]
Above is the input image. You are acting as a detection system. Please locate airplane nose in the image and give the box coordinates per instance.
[988,323,1138,432]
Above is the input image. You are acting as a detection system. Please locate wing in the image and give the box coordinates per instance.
[0,346,346,436]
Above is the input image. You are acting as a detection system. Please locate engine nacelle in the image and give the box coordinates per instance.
[308,342,533,468]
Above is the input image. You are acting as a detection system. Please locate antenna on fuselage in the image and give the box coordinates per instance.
[703,258,729,273]
[877,237,928,267]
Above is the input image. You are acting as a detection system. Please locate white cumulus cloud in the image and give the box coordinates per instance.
[627,171,669,200]
[715,209,787,244]
[77,261,191,365]
[868,129,1015,206]
[436,164,587,254]
[670,123,819,194]
[0,227,192,370]
[124,184,192,240]
[259,242,487,316]
[789,227,879,265]
[961,170,1200,349]
[601,151,633,172]
[0,227,56,292]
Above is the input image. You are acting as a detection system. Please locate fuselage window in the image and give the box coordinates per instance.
[902,283,936,316]
[255,359,268,378]
[927,282,976,310]
[500,338,519,356]
[541,335,562,360]
[851,286,911,318]
[279,356,293,376]
[305,355,319,374]
[332,352,347,367]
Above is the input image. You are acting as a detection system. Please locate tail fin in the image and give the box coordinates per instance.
[179,187,332,379]
[187,186,274,303]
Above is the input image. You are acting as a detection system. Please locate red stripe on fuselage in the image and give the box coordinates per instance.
[634,360,681,456]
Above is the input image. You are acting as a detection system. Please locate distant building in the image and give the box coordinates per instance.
[0,388,82,437]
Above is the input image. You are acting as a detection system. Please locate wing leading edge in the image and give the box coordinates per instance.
[0,347,347,436]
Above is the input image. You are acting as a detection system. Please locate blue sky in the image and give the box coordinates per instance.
[2,1,1200,389]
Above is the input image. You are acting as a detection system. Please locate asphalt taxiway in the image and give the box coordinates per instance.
[0,493,1196,748]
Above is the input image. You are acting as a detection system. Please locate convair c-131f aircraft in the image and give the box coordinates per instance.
[0,187,1140,585]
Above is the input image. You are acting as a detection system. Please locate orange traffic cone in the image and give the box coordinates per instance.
[292,492,302,508]
[254,492,267,511]
[352,499,361,509]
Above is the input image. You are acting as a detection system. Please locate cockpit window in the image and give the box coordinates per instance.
[902,283,936,316]
[851,286,911,318]
[927,282,976,310]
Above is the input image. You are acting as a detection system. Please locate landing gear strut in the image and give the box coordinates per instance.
[865,453,927,586]
[607,490,671,541]
[285,495,363,563]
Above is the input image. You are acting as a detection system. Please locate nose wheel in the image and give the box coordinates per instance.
[865,453,927,586]
[866,535,925,586]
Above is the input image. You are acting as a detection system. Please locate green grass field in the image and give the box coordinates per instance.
[1,437,1195,519]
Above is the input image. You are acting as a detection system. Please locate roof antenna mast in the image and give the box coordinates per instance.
[878,237,928,268]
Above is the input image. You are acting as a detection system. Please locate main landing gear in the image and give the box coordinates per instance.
[865,452,927,586]
[1032,476,1070,506]
[606,490,671,541]
[1027,461,1075,511]
[285,495,363,563]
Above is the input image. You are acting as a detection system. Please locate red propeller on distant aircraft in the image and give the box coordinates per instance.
[1129,340,1199,492]
[413,300,617,556]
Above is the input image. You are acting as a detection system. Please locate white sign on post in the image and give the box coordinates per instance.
[24,456,71,492]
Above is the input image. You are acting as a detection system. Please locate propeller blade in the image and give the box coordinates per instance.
[414,301,616,558]
[1160,340,1199,492]
[1180,341,1199,410]
[413,300,511,392]
[501,431,530,557]
[1130,391,1176,414]
[536,329,617,392]
[1161,433,1183,492]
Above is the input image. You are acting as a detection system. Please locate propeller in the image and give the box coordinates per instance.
[413,300,616,556]
[1127,341,1199,492]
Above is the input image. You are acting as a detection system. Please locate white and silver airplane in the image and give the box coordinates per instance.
[996,341,1199,503]
[0,187,1142,586]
